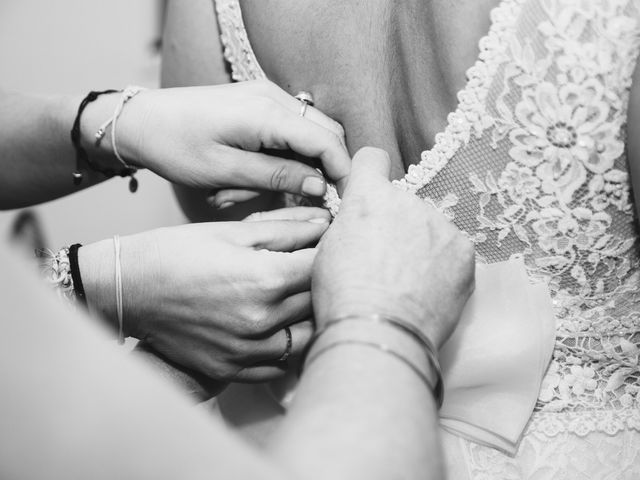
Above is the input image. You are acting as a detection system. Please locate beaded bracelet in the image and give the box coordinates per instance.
[37,246,76,302]
[304,314,444,407]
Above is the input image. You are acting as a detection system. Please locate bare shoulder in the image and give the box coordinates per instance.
[162,0,235,222]
[161,0,231,87]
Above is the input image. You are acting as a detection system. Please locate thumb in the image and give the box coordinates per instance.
[231,150,328,197]
[344,147,391,194]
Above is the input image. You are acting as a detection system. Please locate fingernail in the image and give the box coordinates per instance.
[217,201,235,210]
[301,176,326,196]
[309,217,329,224]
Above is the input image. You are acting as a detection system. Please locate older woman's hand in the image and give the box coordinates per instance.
[80,207,329,382]
[312,148,475,349]
[115,80,349,200]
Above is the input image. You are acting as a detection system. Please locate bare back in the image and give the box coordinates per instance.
[239,0,497,178]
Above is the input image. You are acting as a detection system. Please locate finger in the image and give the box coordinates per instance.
[233,364,288,383]
[247,221,328,251]
[219,147,328,197]
[265,83,347,142]
[344,147,392,197]
[207,189,262,209]
[268,292,313,329]
[258,110,350,193]
[249,319,315,363]
[263,251,317,295]
[244,207,331,223]
[352,146,391,178]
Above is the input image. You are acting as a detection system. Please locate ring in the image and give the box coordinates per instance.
[295,91,314,118]
[278,326,293,362]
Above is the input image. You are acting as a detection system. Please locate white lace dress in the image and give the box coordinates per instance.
[213,0,640,477]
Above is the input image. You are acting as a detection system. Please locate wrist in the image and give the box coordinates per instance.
[79,234,154,339]
[74,88,149,173]
[117,231,161,339]
[304,316,442,406]
[79,238,117,328]
[315,285,425,333]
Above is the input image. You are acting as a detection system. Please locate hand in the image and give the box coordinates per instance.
[312,148,475,348]
[81,207,331,382]
[116,80,350,199]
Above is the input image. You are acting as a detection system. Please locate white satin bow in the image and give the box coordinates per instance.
[268,257,556,456]
[439,257,556,455]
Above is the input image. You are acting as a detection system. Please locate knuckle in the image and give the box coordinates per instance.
[259,272,286,296]
[243,211,264,222]
[269,164,291,191]
[226,337,248,356]
[239,309,269,338]
[333,121,345,139]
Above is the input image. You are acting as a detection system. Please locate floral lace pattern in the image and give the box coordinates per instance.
[214,0,640,477]
[464,420,640,479]
[401,0,640,432]
[434,0,640,418]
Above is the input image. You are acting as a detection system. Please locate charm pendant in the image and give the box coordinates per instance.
[72,171,83,185]
[128,175,138,193]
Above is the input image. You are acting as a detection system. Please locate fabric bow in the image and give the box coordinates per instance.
[439,257,556,455]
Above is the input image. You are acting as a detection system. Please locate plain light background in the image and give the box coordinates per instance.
[0,0,187,250]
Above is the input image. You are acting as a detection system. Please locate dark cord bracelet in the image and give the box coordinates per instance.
[70,89,119,185]
[68,243,87,307]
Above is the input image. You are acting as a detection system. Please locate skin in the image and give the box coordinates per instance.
[162,0,640,446]
[1,80,356,385]
[0,148,474,480]
[164,0,640,219]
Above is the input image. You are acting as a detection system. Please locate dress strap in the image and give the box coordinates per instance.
[213,0,267,82]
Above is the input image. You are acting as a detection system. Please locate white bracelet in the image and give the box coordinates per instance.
[113,235,125,344]
[95,86,145,192]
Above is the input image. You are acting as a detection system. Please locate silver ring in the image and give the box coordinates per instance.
[295,91,314,117]
[278,326,293,362]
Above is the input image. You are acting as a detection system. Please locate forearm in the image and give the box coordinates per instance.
[78,233,158,339]
[0,89,142,209]
[270,322,444,480]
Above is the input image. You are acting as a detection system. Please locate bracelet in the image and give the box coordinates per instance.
[37,246,76,302]
[68,244,87,307]
[305,339,438,401]
[113,235,125,345]
[70,89,119,185]
[95,86,145,193]
[305,314,444,407]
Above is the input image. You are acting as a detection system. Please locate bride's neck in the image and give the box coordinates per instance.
[241,0,495,178]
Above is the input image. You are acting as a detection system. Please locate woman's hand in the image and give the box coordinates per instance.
[312,148,475,349]
[80,207,330,382]
[115,80,350,199]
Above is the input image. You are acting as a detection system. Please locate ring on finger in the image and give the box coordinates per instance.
[295,91,315,118]
[278,326,293,362]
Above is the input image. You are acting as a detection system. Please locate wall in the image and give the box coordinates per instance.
[0,0,186,249]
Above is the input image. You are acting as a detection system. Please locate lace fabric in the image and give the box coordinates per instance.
[214,0,640,477]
